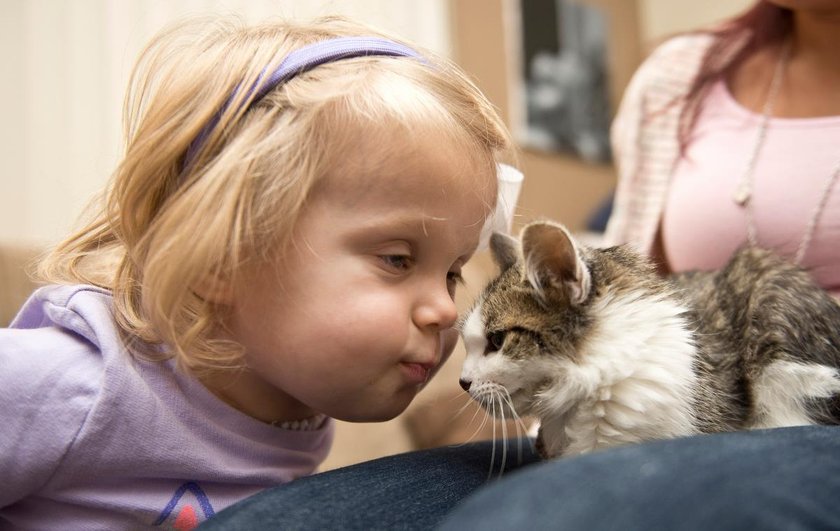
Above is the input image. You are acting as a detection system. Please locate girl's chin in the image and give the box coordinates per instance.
[331,399,415,423]
[332,411,403,423]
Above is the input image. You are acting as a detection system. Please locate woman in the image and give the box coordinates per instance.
[607,0,840,291]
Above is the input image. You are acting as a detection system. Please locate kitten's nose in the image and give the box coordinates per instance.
[459,378,471,392]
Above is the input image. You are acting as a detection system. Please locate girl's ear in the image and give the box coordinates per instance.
[489,232,520,271]
[520,221,591,305]
[193,275,235,305]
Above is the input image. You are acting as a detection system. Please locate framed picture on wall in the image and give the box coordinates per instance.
[506,0,640,164]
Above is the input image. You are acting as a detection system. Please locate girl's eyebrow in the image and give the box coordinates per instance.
[350,212,449,232]
[340,217,430,245]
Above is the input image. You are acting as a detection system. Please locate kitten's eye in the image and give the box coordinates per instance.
[485,330,506,354]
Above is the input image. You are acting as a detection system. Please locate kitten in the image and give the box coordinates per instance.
[459,220,840,459]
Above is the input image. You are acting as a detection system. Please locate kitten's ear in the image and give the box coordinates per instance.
[520,221,591,305]
[490,232,520,271]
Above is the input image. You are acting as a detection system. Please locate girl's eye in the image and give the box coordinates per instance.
[380,255,412,271]
[485,330,506,354]
[446,271,464,297]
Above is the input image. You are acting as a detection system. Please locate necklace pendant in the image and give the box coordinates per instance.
[733,182,751,206]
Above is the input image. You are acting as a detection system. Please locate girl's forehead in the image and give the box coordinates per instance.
[319,123,498,209]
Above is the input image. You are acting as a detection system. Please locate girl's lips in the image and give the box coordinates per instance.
[401,362,431,384]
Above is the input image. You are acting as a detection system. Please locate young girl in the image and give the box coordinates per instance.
[0,15,518,529]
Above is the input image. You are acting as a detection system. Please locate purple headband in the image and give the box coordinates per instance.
[184,36,425,169]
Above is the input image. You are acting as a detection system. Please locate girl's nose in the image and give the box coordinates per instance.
[413,284,458,331]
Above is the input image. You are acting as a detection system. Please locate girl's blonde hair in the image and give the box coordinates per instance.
[38,15,513,374]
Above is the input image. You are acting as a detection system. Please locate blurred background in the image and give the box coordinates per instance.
[0,0,753,469]
[2,0,752,247]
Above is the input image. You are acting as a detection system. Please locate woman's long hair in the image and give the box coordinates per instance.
[678,1,792,152]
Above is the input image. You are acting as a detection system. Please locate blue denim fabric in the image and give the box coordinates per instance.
[439,425,840,530]
[198,439,540,530]
[199,426,840,530]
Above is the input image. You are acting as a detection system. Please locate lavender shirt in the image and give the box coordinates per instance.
[0,285,334,530]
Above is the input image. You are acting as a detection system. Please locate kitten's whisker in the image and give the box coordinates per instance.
[449,390,473,405]
[505,405,523,465]
[487,394,498,480]
[498,392,509,478]
[464,406,491,445]
[500,388,535,461]
[467,395,489,427]
[450,394,477,422]
[452,393,492,447]
[499,390,521,461]
[508,397,533,439]
[499,391,530,434]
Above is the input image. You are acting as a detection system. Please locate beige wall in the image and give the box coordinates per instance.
[0,0,450,247]
[640,0,753,46]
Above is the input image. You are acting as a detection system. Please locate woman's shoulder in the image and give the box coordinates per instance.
[620,32,717,110]
[637,33,715,85]
[649,32,716,61]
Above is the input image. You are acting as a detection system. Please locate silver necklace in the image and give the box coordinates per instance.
[731,39,840,266]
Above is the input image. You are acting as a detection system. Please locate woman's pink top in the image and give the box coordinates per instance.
[663,79,840,297]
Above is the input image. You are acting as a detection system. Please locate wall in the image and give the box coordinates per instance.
[0,0,449,247]
[640,0,753,45]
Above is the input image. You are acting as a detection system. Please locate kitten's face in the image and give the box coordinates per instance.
[459,222,593,417]
[458,221,658,419]
[459,264,586,416]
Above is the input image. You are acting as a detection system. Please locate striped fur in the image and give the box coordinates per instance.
[459,221,840,458]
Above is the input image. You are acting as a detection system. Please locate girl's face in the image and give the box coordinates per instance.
[216,131,497,423]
